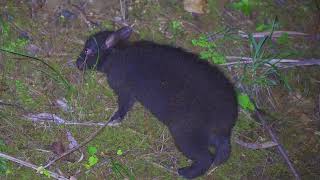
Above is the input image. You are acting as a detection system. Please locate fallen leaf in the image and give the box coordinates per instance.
[51,141,65,156]
[183,0,206,14]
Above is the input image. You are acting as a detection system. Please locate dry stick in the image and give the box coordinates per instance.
[255,111,301,180]
[235,138,278,150]
[43,112,115,169]
[0,152,68,180]
[238,31,309,38]
[24,118,106,127]
[119,0,127,21]
[223,56,320,68]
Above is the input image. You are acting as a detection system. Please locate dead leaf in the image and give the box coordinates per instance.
[51,141,65,156]
[183,0,206,14]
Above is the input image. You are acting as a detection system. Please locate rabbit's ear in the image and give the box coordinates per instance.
[103,26,133,49]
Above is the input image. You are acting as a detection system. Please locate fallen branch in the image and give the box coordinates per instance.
[0,152,68,180]
[223,56,320,68]
[23,113,106,126]
[235,138,278,150]
[206,166,218,176]
[238,30,309,39]
[119,0,127,21]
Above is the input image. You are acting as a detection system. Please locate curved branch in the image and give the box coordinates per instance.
[0,152,68,180]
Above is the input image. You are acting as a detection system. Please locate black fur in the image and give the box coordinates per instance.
[76,27,238,179]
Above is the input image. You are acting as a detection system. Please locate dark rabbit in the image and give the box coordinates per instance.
[76,27,238,179]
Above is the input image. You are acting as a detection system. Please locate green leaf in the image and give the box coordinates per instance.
[88,156,99,166]
[36,166,50,177]
[87,146,97,156]
[232,0,251,16]
[237,93,255,111]
[117,149,123,156]
[43,170,51,178]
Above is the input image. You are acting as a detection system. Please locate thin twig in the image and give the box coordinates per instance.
[254,111,301,180]
[25,118,106,127]
[235,138,278,150]
[23,112,108,126]
[239,30,309,39]
[119,0,127,21]
[223,56,320,68]
[43,111,116,169]
[206,166,218,176]
[0,152,68,180]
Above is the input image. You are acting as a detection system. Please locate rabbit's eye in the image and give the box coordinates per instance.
[84,48,90,54]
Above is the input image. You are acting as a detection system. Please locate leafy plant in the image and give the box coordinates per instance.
[36,166,51,178]
[88,146,97,155]
[241,18,290,89]
[169,20,184,42]
[231,0,253,16]
[85,146,99,169]
[192,34,226,64]
[170,20,183,36]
